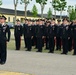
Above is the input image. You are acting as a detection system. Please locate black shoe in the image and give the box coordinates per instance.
[36,51,42,52]
[26,50,29,51]
[73,54,76,55]
[61,53,65,54]
[0,61,5,65]
[61,53,67,55]
[48,51,54,53]
[26,50,31,51]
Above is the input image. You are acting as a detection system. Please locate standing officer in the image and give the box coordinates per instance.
[72,20,76,55]
[45,21,50,49]
[48,18,56,53]
[23,19,28,48]
[34,19,39,49]
[60,18,69,55]
[25,19,33,51]
[36,19,45,52]
[68,21,73,51]
[14,19,23,50]
[31,20,36,46]
[56,19,61,50]
[0,15,10,65]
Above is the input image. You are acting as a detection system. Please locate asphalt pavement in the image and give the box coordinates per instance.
[0,50,76,75]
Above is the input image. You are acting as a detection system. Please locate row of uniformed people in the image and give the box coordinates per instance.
[14,18,76,55]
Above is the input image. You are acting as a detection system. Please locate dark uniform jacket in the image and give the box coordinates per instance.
[23,23,28,36]
[35,25,45,38]
[68,24,73,38]
[73,24,76,39]
[45,25,49,36]
[25,25,33,38]
[60,24,69,39]
[14,25,23,37]
[56,24,61,37]
[0,24,10,42]
[48,25,56,38]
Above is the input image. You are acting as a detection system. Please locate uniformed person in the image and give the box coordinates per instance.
[34,19,39,49]
[48,18,56,53]
[60,18,69,55]
[36,19,45,52]
[72,20,76,55]
[56,19,61,50]
[25,19,33,51]
[45,21,50,49]
[23,19,28,48]
[68,21,73,51]
[14,19,23,50]
[0,15,11,65]
[31,20,36,46]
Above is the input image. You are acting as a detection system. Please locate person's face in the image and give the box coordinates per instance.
[46,23,50,26]
[25,20,28,24]
[32,22,35,25]
[17,21,21,25]
[58,22,61,25]
[36,21,39,25]
[63,20,68,25]
[51,20,55,24]
[39,21,43,25]
[1,18,5,23]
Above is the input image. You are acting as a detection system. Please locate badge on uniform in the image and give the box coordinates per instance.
[3,27,6,32]
[30,28,31,30]
[66,26,68,30]
[53,27,54,30]
[18,27,20,30]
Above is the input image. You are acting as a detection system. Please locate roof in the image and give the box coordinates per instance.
[0,8,41,17]
[43,14,68,18]
[43,14,68,19]
[0,8,68,18]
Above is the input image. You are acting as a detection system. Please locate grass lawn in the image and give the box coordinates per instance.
[7,29,73,55]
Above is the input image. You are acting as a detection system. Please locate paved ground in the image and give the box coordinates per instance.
[0,50,76,75]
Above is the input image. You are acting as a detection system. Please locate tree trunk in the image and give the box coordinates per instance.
[54,10,56,19]
[14,5,17,25]
[41,4,44,19]
[24,3,27,19]
[60,9,62,20]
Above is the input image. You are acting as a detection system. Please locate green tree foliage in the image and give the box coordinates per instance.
[20,0,32,18]
[36,0,47,19]
[0,0,2,6]
[68,5,76,21]
[32,5,38,17]
[47,8,52,19]
[52,0,67,19]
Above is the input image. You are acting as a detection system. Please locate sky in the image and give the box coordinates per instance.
[1,0,76,15]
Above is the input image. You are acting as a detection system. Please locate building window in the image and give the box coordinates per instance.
[8,17,10,22]
[13,17,15,23]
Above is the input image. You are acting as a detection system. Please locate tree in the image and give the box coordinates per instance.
[51,0,58,19]
[20,0,32,18]
[36,0,47,19]
[32,4,38,17]
[68,5,76,21]
[0,0,2,6]
[52,0,67,19]
[0,0,2,14]
[67,5,73,20]
[47,8,52,19]
[13,0,18,24]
